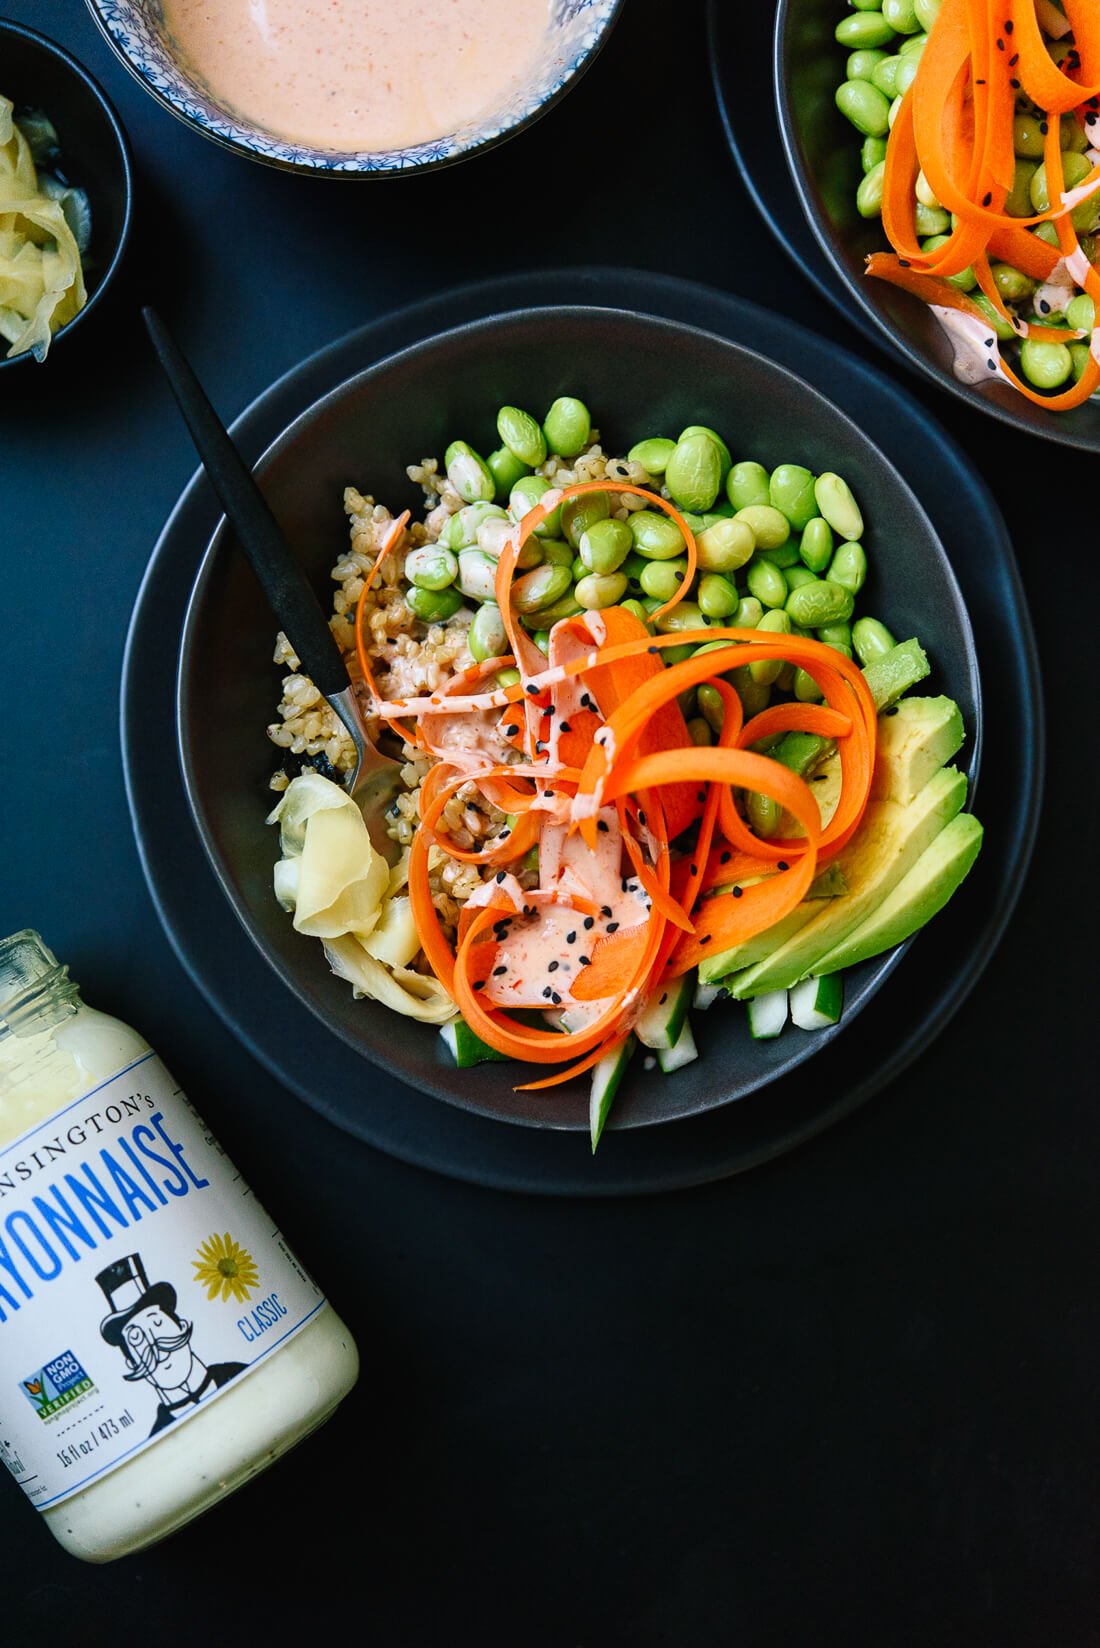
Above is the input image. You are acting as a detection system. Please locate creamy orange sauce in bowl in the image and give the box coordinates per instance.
[85,0,625,175]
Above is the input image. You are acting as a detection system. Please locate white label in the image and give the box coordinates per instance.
[0,1053,325,1509]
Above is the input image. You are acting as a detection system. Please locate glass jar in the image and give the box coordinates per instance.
[0,929,359,1562]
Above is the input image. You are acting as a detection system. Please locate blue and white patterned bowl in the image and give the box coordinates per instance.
[85,0,625,176]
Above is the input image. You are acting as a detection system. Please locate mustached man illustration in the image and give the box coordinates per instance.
[97,1254,246,1438]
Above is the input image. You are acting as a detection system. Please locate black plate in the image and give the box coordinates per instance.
[122,268,1042,1196]
[176,305,978,1133]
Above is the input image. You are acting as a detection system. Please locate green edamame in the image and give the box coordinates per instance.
[560,489,609,550]
[835,12,898,50]
[870,56,901,97]
[654,601,704,636]
[639,559,687,602]
[542,541,576,568]
[734,597,764,630]
[533,592,585,625]
[456,550,499,603]
[793,667,824,704]
[750,608,793,686]
[1067,294,1096,333]
[687,717,713,747]
[697,574,740,619]
[757,539,802,569]
[734,504,790,550]
[575,572,629,610]
[857,160,886,218]
[447,501,507,549]
[913,0,941,27]
[971,292,1016,342]
[511,562,574,614]
[837,77,893,136]
[913,201,951,236]
[849,48,888,82]
[746,558,788,609]
[991,261,1036,304]
[817,621,853,652]
[406,584,464,623]
[784,565,819,593]
[579,516,632,574]
[444,440,495,504]
[696,518,755,573]
[814,472,864,541]
[786,579,854,628]
[629,510,686,560]
[851,616,897,665]
[405,544,458,591]
[799,517,835,572]
[679,425,732,483]
[828,540,868,594]
[1019,339,1073,390]
[620,598,651,626]
[542,396,591,458]
[861,134,888,173]
[726,460,771,511]
[496,405,547,467]
[468,602,508,662]
[882,0,920,31]
[627,436,676,474]
[665,433,723,512]
[769,463,818,531]
[486,445,530,497]
[510,475,563,538]
[697,683,725,735]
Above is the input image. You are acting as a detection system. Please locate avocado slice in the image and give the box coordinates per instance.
[698,695,967,987]
[872,696,965,806]
[811,812,983,976]
[726,763,969,998]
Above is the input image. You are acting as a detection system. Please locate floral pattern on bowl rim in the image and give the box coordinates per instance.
[85,0,624,175]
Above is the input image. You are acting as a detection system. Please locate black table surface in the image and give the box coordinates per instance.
[3,2,1096,1642]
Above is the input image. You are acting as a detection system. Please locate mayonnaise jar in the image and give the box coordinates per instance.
[0,929,359,1561]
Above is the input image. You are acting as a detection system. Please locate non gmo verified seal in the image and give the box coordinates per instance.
[20,1350,95,1421]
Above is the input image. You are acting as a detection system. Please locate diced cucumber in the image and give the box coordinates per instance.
[590,1035,635,1152]
[439,1019,510,1068]
[657,1016,698,1073]
[636,973,693,1050]
[789,974,844,1030]
[746,990,789,1039]
[694,980,721,1011]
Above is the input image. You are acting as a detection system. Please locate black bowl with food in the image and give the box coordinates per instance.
[177,306,981,1133]
[0,20,132,370]
[776,0,1100,451]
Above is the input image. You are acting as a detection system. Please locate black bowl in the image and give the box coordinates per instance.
[775,0,1100,451]
[177,306,981,1132]
[0,20,132,370]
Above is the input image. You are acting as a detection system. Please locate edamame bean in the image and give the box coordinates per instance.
[679,424,733,482]
[1070,342,1091,383]
[758,538,802,569]
[1032,221,1059,247]
[882,0,920,30]
[468,602,508,662]
[406,584,464,623]
[870,56,901,98]
[579,516,633,574]
[733,666,771,720]
[697,683,725,734]
[851,616,897,665]
[750,608,793,686]
[786,578,855,628]
[913,0,941,27]
[828,540,868,594]
[769,463,818,530]
[849,48,888,81]
[971,293,1016,342]
[898,31,927,55]
[1019,339,1073,389]
[639,559,688,602]
[989,261,1036,304]
[1013,114,1046,159]
[630,510,686,560]
[486,445,530,497]
[530,630,551,655]
[627,436,676,474]
[1067,293,1096,334]
[448,501,508,549]
[698,573,740,618]
[496,405,547,467]
[785,565,819,592]
[734,504,790,550]
[746,558,788,609]
[746,791,781,836]
[511,562,574,614]
[1003,160,1037,220]
[495,666,521,688]
[534,592,585,625]
[655,601,705,635]
[922,234,977,291]
[914,167,941,208]
[837,77,893,135]
[817,621,853,652]
[457,549,500,603]
[405,544,458,591]
[835,13,898,50]
[575,571,629,610]
[665,433,723,512]
[862,134,888,173]
[814,472,864,541]
[542,396,591,457]
[621,551,649,581]
[510,475,563,538]
[726,460,770,511]
[542,541,576,568]
[793,667,824,704]
[1029,151,1091,216]
[620,598,651,626]
[914,201,951,236]
[857,160,886,217]
[894,54,920,94]
[444,440,496,503]
[733,596,764,629]
[696,518,756,572]
[687,717,713,747]
[560,489,609,549]
[799,516,834,572]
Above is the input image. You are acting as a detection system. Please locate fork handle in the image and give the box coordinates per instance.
[143,306,350,703]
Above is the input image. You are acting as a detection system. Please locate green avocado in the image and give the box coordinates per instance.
[811,811,984,976]
[872,696,965,806]
[727,763,969,998]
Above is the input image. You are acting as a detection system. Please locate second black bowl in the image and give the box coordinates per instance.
[776,0,1100,452]
[177,305,980,1132]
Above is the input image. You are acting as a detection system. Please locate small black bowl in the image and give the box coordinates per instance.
[775,0,1100,452]
[175,305,981,1134]
[0,21,132,370]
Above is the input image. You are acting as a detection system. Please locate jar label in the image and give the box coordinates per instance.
[0,1053,326,1509]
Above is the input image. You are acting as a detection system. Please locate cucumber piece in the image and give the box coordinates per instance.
[636,973,693,1050]
[746,990,788,1039]
[789,974,844,1030]
[590,1035,635,1152]
[439,1019,510,1068]
[693,981,721,1011]
[657,1016,698,1073]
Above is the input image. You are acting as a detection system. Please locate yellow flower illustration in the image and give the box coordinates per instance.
[192,1233,260,1304]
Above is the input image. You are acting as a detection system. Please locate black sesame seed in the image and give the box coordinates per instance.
[1040,120,1048,133]
[987,360,997,371]
[597,819,609,833]
[495,870,505,883]
[607,921,620,933]
[1010,77,1020,87]
[525,683,539,695]
[700,935,712,945]
[551,992,561,1005]
[474,981,485,991]
[659,993,667,1007]
[985,337,995,348]
[493,966,507,977]
[1009,52,1018,65]
[503,724,519,737]
[982,191,992,206]
[899,258,911,267]
[601,905,612,917]
[778,861,789,873]
[648,645,659,655]
[883,706,899,717]
[996,36,1004,49]
[542,987,552,999]
[696,789,706,803]
[567,931,577,944]
[733,886,743,899]
[584,916,595,930]
[720,851,731,865]
[559,721,572,733]
[638,810,647,825]
[1004,17,1013,31]
[690,864,698,877]
[1040,299,1051,313]
[579,956,591,966]
[548,960,559,972]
